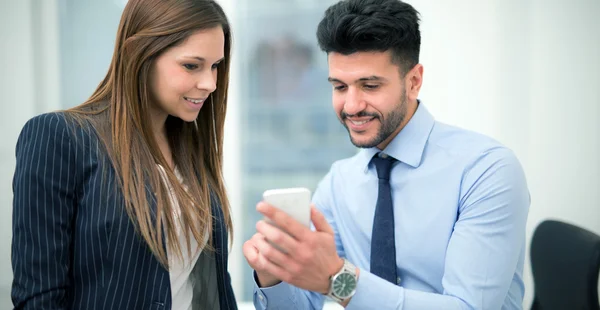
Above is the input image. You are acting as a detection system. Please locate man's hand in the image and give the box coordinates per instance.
[242,202,344,294]
[243,232,282,287]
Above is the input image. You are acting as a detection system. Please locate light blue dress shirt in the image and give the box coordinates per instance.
[253,103,530,309]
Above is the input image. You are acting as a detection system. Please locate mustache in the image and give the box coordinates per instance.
[341,111,380,120]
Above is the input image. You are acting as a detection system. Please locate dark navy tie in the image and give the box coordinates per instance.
[370,152,398,284]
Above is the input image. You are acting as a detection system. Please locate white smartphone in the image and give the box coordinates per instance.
[262,187,312,228]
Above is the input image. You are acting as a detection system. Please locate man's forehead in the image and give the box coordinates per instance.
[327,50,393,62]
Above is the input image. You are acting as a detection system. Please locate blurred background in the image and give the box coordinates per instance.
[1,0,598,309]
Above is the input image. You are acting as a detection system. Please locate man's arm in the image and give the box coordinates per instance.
[250,168,342,310]
[252,273,325,310]
[344,148,529,309]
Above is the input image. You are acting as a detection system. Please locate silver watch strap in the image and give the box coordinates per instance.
[326,259,357,303]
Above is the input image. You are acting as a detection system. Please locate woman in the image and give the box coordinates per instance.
[11,0,237,309]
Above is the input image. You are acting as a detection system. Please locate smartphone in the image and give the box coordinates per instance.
[262,187,312,228]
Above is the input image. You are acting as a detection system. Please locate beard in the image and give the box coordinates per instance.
[339,92,407,149]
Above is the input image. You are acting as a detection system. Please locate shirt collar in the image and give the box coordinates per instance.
[357,101,435,172]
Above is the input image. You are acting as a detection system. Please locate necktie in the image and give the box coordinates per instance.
[370,152,398,284]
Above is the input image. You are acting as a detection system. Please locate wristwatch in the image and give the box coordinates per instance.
[326,259,358,303]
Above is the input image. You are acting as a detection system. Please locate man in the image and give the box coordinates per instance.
[243,0,530,309]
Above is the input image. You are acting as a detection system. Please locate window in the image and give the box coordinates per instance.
[231,0,355,302]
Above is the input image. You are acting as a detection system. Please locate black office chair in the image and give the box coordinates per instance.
[530,219,600,310]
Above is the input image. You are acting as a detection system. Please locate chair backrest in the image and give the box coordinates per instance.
[530,220,600,310]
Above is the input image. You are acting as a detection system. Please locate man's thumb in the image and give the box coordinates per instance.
[311,205,333,234]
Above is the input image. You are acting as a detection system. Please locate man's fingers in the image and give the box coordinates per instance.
[242,235,261,266]
[310,206,334,234]
[257,202,310,240]
[257,253,290,284]
[255,232,291,267]
[256,220,299,254]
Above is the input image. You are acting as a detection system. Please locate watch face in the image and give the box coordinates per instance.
[333,272,357,298]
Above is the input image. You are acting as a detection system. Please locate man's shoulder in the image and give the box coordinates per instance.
[328,151,365,174]
[430,120,513,161]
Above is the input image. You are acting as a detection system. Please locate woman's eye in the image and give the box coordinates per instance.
[183,64,198,70]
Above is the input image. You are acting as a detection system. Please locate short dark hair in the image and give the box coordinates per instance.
[316,0,421,75]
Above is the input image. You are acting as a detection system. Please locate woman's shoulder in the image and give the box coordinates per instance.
[14,113,79,174]
[21,111,89,136]
[19,112,73,141]
[25,111,67,124]
[18,109,109,156]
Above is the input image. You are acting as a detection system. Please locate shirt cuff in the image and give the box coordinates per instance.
[346,269,404,310]
[252,271,299,309]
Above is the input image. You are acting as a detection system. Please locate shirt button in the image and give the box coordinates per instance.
[379,153,388,158]
[259,295,264,301]
[396,277,402,285]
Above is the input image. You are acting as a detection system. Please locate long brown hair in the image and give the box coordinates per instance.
[65,0,233,267]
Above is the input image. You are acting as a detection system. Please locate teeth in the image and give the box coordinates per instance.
[185,97,203,104]
[350,119,370,125]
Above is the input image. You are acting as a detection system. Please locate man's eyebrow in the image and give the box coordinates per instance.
[327,76,386,83]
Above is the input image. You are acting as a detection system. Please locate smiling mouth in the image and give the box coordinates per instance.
[184,97,205,104]
[346,116,376,126]
[348,118,374,125]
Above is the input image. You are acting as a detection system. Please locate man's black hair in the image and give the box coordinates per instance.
[317,0,421,75]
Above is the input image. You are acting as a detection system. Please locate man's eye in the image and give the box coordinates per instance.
[364,84,379,90]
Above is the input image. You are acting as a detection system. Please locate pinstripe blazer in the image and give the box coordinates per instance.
[11,112,238,310]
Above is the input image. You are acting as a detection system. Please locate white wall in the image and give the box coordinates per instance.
[415,0,600,306]
[0,1,35,308]
[219,0,245,300]
[0,0,61,307]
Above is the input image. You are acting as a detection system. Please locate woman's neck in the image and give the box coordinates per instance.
[149,107,173,169]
